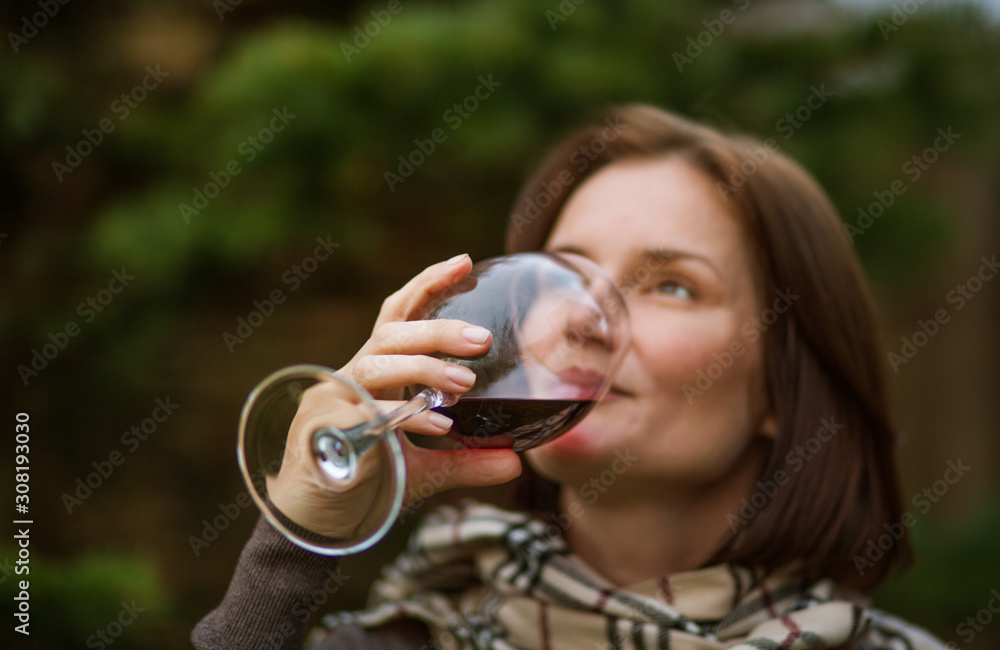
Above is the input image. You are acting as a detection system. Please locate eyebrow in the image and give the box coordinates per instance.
[552,245,723,281]
[645,248,722,278]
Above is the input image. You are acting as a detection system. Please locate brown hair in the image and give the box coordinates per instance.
[503,104,911,592]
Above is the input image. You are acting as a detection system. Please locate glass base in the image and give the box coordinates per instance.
[237,365,406,555]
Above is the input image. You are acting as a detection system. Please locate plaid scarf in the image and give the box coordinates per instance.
[321,502,945,650]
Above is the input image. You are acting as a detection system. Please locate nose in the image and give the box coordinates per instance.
[564,299,614,352]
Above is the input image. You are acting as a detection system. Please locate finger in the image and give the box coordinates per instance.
[351,355,477,393]
[376,254,473,326]
[343,320,491,396]
[375,401,455,436]
[404,446,521,503]
[296,381,380,433]
[366,319,492,357]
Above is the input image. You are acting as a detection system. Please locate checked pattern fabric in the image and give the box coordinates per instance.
[320,502,945,650]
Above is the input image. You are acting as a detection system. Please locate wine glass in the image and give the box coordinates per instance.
[237,252,630,555]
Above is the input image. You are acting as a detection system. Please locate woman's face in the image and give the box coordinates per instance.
[526,156,775,494]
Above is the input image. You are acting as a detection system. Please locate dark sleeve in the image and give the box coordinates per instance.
[192,514,344,649]
[192,515,433,650]
[308,618,434,650]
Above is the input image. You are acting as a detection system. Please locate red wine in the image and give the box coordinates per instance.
[432,398,595,451]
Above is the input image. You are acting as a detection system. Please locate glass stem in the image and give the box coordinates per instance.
[330,387,457,458]
[378,387,451,432]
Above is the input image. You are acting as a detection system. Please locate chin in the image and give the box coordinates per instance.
[528,416,629,475]
[538,424,595,455]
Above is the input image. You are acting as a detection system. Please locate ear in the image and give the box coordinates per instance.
[758,413,777,440]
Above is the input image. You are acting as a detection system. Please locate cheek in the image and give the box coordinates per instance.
[635,310,766,440]
[637,316,767,481]
[634,313,747,394]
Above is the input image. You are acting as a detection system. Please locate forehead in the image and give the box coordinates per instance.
[545,157,752,276]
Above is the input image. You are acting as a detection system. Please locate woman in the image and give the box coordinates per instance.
[194,105,947,649]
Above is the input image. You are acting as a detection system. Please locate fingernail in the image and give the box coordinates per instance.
[462,327,491,344]
[445,365,476,386]
[428,412,453,430]
[445,253,468,266]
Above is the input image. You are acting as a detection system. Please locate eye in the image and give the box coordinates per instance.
[654,277,696,299]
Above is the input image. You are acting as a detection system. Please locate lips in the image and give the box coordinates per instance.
[551,367,605,400]
[559,367,604,387]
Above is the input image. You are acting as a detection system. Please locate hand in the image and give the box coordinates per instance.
[267,254,522,540]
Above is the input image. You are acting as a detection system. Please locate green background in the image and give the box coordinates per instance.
[2,0,999,647]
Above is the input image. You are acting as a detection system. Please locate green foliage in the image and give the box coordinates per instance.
[3,0,995,315]
[2,1,998,647]
[0,549,171,647]
[874,492,1000,642]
